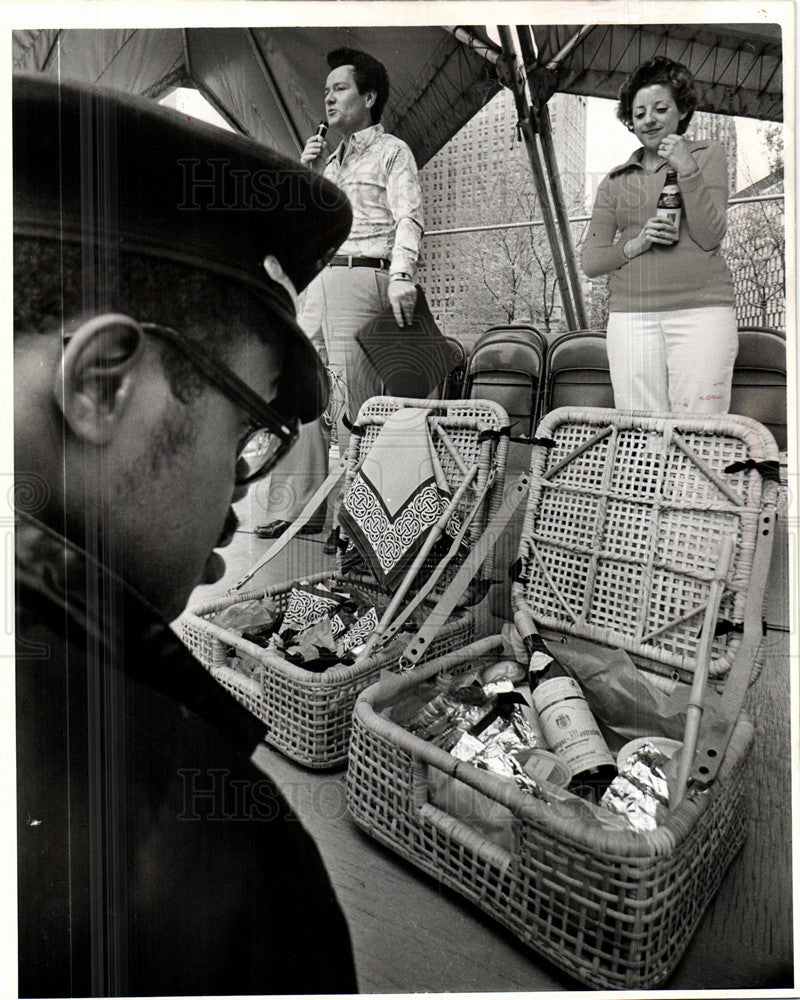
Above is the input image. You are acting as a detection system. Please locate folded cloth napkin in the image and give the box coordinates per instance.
[336,606,379,655]
[281,583,347,633]
[339,407,454,589]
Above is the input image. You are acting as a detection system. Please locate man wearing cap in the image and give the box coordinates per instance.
[256,46,424,540]
[14,74,357,997]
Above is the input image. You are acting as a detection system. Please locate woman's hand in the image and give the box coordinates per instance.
[658,134,698,176]
[625,217,679,258]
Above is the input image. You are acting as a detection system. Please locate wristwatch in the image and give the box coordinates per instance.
[390,271,413,282]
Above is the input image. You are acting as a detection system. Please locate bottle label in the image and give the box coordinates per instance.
[532,677,615,774]
[656,206,681,227]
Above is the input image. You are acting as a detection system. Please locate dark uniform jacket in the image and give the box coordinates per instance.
[15,512,358,997]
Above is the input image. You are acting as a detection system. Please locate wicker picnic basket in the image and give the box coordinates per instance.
[346,407,779,989]
[181,397,510,769]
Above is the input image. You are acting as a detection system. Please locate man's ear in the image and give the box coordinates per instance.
[55,313,146,444]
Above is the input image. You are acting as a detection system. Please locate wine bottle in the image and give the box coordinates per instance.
[656,169,682,232]
[513,607,617,802]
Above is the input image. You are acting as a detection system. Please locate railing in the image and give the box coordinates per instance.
[425,192,784,239]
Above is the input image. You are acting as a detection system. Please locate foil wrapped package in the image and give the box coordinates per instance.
[599,742,672,833]
[450,705,544,797]
[212,597,279,635]
[398,671,531,753]
[400,686,489,747]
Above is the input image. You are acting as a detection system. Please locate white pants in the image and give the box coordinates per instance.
[606,306,739,413]
[262,266,386,523]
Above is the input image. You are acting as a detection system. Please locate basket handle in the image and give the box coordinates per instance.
[231,462,347,590]
[400,473,530,667]
[411,760,514,874]
[690,495,777,788]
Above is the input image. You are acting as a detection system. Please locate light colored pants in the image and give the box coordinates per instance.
[263,266,387,522]
[606,306,739,413]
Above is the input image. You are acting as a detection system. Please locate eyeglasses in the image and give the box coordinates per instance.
[67,315,299,485]
[141,322,299,485]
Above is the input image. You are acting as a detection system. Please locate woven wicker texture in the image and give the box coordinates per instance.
[342,397,510,586]
[515,408,779,681]
[180,397,509,769]
[348,636,752,990]
[346,408,778,989]
[181,575,473,768]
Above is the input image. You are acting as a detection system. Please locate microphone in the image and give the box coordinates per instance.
[302,122,328,167]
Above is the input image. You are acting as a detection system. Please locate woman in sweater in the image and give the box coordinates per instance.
[583,57,737,413]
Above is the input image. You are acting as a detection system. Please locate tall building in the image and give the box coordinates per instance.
[419,88,587,340]
[688,110,738,193]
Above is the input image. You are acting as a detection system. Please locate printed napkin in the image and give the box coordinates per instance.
[282,583,347,633]
[339,407,455,589]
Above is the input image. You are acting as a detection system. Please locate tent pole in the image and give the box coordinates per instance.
[444,26,502,65]
[497,25,578,331]
[516,27,589,329]
[536,105,588,329]
[544,25,595,70]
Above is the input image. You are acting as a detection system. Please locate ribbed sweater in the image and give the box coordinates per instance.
[582,139,735,313]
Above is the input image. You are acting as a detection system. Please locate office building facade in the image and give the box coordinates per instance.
[419,88,587,341]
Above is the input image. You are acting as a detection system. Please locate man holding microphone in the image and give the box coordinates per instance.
[257,46,424,540]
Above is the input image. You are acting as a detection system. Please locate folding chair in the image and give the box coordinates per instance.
[730,327,787,450]
[464,324,547,439]
[542,329,613,414]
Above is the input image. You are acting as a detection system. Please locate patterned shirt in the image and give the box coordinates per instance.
[324,123,423,277]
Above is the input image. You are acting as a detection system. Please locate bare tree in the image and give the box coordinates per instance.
[445,167,572,338]
[724,200,785,327]
[723,123,785,328]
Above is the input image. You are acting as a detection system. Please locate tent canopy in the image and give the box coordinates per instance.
[529,23,783,122]
[11,26,502,167]
[12,23,782,167]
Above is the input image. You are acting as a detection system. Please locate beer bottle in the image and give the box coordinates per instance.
[656,169,682,232]
[513,607,617,802]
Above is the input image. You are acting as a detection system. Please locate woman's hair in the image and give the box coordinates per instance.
[616,56,698,135]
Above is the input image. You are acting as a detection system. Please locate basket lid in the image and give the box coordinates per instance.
[512,407,778,680]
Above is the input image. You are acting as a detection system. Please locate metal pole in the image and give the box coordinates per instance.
[536,103,589,328]
[444,26,503,65]
[516,25,588,329]
[545,25,595,70]
[425,193,783,238]
[497,25,578,330]
[428,218,586,237]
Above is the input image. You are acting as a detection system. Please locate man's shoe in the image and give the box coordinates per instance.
[255,520,324,539]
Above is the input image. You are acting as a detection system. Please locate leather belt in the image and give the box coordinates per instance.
[328,255,389,270]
